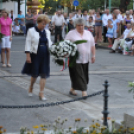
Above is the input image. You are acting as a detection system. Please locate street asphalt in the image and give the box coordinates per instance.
[0,36,134,132]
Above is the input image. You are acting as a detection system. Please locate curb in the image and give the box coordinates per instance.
[97,44,111,50]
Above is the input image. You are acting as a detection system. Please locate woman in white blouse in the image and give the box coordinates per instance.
[22,14,52,101]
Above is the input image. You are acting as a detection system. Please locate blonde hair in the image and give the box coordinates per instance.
[89,9,93,15]
[37,14,50,24]
[2,9,9,16]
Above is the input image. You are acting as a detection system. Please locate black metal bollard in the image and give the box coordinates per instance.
[102,80,109,127]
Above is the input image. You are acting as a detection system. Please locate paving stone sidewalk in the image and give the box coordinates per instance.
[1,36,134,131]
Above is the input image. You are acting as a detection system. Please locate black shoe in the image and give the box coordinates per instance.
[109,50,115,53]
[95,44,98,49]
[117,50,122,54]
[69,91,77,96]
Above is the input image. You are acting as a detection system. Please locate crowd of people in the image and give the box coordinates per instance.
[1,8,134,56]
[51,8,134,56]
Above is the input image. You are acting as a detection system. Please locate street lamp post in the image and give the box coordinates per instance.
[104,0,106,10]
[56,0,58,11]
[25,0,26,17]
[0,0,2,10]
[109,0,111,12]
[133,0,134,10]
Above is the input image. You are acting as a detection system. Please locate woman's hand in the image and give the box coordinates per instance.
[26,56,32,63]
[117,29,119,33]
[91,56,95,63]
[10,37,12,41]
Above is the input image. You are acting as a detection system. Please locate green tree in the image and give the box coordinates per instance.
[82,0,133,11]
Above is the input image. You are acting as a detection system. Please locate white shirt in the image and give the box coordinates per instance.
[123,28,132,39]
[88,15,95,22]
[9,13,16,25]
[75,14,82,18]
[52,15,65,26]
[82,15,89,26]
[117,14,123,22]
[102,14,112,26]
[82,15,89,20]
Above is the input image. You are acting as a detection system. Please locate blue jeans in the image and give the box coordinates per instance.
[20,25,26,34]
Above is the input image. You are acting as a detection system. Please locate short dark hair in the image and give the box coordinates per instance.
[83,9,88,13]
[89,16,93,19]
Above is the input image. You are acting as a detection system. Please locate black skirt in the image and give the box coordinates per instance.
[69,63,89,91]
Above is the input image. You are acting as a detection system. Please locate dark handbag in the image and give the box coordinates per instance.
[125,38,132,42]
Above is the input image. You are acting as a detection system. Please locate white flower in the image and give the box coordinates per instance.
[60,53,64,57]
[69,46,73,51]
[63,52,68,55]
[57,53,61,57]
[63,45,69,51]
[73,46,77,51]
[68,51,71,55]
[65,40,71,44]
[71,51,76,56]
[59,42,64,47]
[53,123,56,127]
[58,48,63,53]
[56,46,60,50]
[50,45,56,52]
[70,42,74,46]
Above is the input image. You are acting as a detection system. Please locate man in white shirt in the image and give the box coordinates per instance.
[52,10,65,43]
[129,9,133,19]
[102,9,112,42]
[82,9,89,29]
[114,9,123,22]
[114,9,123,37]
[110,23,132,53]
[62,12,68,39]
[75,9,82,18]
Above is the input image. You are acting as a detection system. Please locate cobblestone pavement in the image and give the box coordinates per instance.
[0,36,134,132]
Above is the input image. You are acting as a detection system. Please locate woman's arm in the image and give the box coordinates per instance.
[10,24,12,41]
[0,24,1,33]
[46,30,53,47]
[108,23,113,28]
[26,17,30,20]
[117,22,120,33]
[26,53,31,63]
[124,19,126,26]
[91,45,95,63]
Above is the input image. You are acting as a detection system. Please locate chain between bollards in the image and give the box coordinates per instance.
[102,80,109,127]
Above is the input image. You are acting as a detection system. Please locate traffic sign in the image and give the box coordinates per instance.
[73,0,79,6]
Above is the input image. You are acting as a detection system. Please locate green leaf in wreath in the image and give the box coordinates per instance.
[73,40,87,45]
[69,51,79,67]
[54,59,64,66]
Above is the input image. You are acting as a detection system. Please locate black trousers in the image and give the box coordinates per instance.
[69,63,89,91]
[55,26,62,43]
[103,26,107,42]
[26,23,35,35]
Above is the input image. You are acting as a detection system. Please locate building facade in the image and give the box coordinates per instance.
[0,0,26,17]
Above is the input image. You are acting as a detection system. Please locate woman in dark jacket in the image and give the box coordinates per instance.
[22,14,52,101]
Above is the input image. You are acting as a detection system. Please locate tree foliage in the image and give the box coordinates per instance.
[82,0,133,11]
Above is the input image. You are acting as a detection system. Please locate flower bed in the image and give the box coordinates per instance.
[1,118,134,134]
